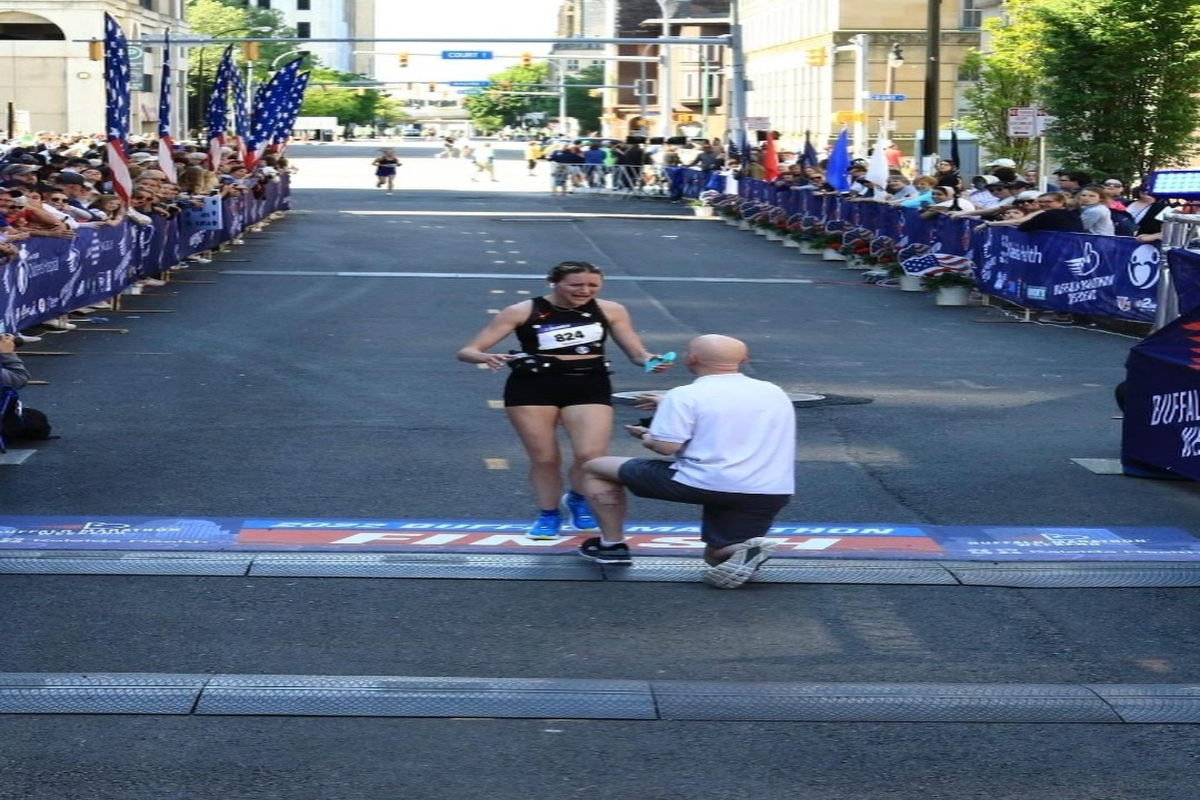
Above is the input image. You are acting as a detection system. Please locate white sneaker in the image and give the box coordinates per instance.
[121,285,143,295]
[701,538,778,589]
[187,256,213,265]
[41,317,76,331]
[138,278,167,287]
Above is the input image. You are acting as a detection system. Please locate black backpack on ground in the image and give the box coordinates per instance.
[0,386,52,452]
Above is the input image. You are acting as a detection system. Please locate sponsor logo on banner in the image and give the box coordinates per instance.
[0,517,238,548]
[1054,242,1114,305]
[1127,244,1160,290]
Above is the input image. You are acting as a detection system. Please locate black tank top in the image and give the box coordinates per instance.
[515,296,610,356]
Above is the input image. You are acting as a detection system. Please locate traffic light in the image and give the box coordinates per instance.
[242,41,260,61]
[398,52,408,68]
[806,47,827,67]
[521,52,532,67]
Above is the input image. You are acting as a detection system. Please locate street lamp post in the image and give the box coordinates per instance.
[656,0,679,139]
[883,43,904,135]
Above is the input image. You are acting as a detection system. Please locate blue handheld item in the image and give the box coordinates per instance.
[644,351,677,372]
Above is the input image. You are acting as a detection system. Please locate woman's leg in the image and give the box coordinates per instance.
[506,405,565,509]
[559,404,614,493]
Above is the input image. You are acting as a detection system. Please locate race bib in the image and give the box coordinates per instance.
[535,321,604,351]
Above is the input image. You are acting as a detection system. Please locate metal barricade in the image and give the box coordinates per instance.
[1154,212,1200,330]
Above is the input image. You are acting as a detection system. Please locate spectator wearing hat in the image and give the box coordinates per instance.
[1,163,40,186]
[947,182,1020,220]
[52,171,105,222]
[966,175,1002,208]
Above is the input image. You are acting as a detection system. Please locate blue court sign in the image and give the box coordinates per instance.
[442,51,493,60]
[448,81,490,87]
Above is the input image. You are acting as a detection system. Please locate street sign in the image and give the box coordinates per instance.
[457,89,482,95]
[743,116,770,130]
[868,93,906,102]
[442,50,493,60]
[448,81,490,87]
[1007,106,1054,138]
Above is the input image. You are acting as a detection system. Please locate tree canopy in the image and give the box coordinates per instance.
[961,0,1200,179]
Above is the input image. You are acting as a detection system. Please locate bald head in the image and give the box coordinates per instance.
[687,335,748,374]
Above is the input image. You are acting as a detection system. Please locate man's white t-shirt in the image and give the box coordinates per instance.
[649,373,796,495]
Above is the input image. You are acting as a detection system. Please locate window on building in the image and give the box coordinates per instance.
[566,59,580,71]
[683,70,721,100]
[257,0,271,8]
[0,21,66,40]
[961,0,982,29]
[297,21,311,38]
[298,0,311,9]
[141,74,154,93]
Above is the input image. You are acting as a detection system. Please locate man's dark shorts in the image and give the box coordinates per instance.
[617,458,791,549]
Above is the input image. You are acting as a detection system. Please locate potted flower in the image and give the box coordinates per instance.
[686,198,715,217]
[810,229,845,260]
[921,270,977,305]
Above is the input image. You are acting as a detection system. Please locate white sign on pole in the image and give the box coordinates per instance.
[1007,107,1037,138]
[1008,107,1055,138]
[743,116,770,130]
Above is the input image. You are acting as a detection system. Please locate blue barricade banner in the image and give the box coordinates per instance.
[1,178,289,332]
[974,228,1156,320]
[1122,305,1200,479]
[736,177,1160,323]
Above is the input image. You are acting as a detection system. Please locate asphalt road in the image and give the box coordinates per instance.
[1,140,1198,799]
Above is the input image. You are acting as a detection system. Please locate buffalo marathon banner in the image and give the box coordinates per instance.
[729,177,1161,323]
[0,515,1198,561]
[1,178,289,333]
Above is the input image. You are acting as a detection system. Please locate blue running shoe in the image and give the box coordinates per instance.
[526,511,562,540]
[561,491,599,531]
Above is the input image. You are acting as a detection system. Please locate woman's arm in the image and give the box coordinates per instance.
[456,302,530,370]
[598,299,671,371]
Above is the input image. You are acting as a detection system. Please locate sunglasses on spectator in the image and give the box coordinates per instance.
[1103,182,1123,187]
[47,196,69,202]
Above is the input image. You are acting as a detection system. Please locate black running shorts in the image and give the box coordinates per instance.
[503,371,613,408]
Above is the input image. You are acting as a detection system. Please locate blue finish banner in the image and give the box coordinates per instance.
[1,516,1197,561]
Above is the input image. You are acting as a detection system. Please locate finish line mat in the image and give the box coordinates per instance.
[1,517,1199,561]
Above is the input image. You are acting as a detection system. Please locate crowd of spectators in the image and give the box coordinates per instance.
[0,133,289,342]
[738,144,1169,244]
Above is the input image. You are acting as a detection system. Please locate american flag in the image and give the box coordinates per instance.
[103,13,132,202]
[901,252,975,278]
[229,65,250,164]
[271,69,310,147]
[156,32,177,183]
[206,46,235,169]
[246,56,303,169]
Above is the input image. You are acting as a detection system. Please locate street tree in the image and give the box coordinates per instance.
[1028,0,1200,178]
[299,68,387,127]
[958,18,1043,169]
[462,63,554,133]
